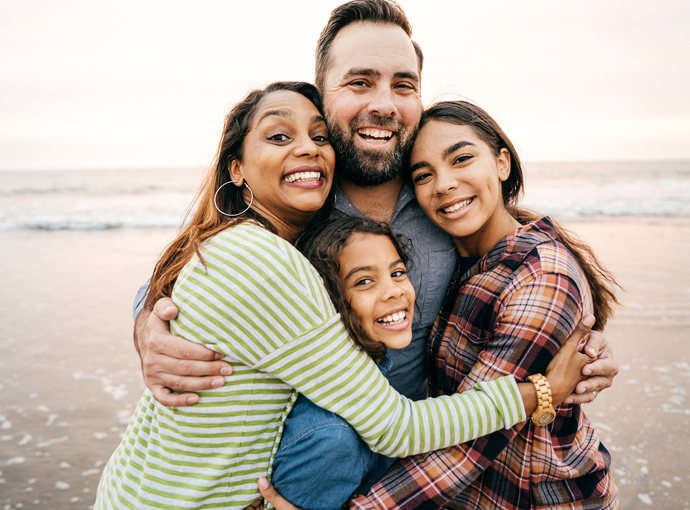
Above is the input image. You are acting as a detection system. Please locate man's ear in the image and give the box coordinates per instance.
[229,160,244,186]
[497,148,511,182]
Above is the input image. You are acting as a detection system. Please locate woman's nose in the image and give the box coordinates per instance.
[294,135,318,157]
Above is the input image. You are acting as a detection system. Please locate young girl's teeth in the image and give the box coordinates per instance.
[443,198,472,213]
[378,311,406,325]
[284,171,321,183]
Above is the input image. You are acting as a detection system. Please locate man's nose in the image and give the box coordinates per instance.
[366,85,397,118]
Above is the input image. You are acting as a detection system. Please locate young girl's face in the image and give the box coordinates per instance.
[409,120,512,257]
[339,233,415,351]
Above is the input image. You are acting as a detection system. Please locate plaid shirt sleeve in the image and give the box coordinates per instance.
[349,268,584,510]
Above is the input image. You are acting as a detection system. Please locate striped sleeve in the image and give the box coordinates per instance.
[172,223,527,457]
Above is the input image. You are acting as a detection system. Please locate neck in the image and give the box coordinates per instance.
[453,206,522,258]
[338,175,404,223]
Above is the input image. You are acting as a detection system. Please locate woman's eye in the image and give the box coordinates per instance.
[268,134,289,142]
[313,135,330,144]
[453,154,472,165]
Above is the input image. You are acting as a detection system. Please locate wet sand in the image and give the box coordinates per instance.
[1,217,689,509]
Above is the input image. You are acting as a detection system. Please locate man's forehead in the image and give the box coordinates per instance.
[327,22,419,80]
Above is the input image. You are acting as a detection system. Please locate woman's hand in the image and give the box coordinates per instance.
[545,315,597,406]
[134,297,232,406]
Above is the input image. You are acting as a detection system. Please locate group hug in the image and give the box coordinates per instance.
[95,1,621,509]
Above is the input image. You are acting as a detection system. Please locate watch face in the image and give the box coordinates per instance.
[538,412,556,425]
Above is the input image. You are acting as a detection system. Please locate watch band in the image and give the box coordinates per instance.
[527,373,556,426]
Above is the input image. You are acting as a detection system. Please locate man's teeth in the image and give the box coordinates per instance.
[358,128,393,144]
[284,171,321,183]
[443,198,473,213]
[377,311,406,325]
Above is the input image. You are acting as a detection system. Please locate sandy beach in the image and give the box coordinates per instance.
[1,216,689,509]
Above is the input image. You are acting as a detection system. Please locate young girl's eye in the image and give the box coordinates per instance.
[354,277,373,287]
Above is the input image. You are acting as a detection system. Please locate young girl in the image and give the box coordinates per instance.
[269,215,595,510]
[95,84,589,510]
[354,101,621,508]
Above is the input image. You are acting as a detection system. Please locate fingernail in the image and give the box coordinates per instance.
[214,352,224,359]
[164,306,176,315]
[582,315,595,327]
[583,367,592,375]
[211,377,225,388]
[258,477,269,490]
[186,396,198,405]
[220,367,231,376]
[563,398,573,404]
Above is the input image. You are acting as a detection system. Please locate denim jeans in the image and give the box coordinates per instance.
[272,394,397,510]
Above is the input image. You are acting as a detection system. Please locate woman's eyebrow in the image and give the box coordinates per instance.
[259,109,293,122]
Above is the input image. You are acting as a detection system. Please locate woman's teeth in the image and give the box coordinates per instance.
[358,129,393,144]
[377,311,406,325]
[443,198,473,213]
[284,171,321,183]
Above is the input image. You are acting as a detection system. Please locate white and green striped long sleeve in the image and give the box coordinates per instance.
[96,222,526,510]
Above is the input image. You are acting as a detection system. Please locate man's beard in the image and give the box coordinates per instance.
[327,114,417,187]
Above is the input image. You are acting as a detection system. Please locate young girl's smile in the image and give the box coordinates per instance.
[338,232,415,351]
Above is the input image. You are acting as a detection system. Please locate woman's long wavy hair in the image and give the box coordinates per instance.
[145,82,326,311]
[295,216,413,360]
[417,101,620,328]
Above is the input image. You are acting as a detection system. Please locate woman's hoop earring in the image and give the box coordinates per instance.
[214,181,254,217]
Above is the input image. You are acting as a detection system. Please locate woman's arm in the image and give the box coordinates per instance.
[351,268,589,509]
[171,226,527,458]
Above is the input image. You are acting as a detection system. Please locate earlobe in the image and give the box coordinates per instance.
[229,160,244,186]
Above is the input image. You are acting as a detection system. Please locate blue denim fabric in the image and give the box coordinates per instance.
[132,279,150,321]
[271,353,397,510]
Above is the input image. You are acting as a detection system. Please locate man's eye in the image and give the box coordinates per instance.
[350,80,368,87]
[268,134,289,142]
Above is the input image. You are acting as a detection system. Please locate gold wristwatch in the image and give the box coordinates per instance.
[527,374,556,426]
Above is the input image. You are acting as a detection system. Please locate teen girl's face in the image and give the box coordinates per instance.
[339,233,415,351]
[410,120,513,257]
[231,90,335,234]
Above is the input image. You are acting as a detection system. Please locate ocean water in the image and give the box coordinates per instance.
[1,161,689,231]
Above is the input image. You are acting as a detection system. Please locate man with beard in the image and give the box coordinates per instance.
[133,1,619,508]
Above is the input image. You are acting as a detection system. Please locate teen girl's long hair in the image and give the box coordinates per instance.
[417,101,620,328]
[144,82,326,311]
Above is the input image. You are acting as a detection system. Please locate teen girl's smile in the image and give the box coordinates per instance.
[410,121,519,257]
[338,232,415,351]
[230,90,335,237]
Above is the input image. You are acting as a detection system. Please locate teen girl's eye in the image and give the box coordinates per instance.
[453,154,472,165]
[391,269,407,278]
[412,171,432,185]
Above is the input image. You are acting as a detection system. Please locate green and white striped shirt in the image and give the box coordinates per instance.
[96,222,525,510]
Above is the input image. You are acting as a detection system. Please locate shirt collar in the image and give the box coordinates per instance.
[333,182,416,222]
[453,216,558,283]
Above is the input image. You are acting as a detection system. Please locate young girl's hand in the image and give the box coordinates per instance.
[545,316,598,406]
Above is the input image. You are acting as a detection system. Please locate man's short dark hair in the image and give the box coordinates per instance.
[315,0,424,91]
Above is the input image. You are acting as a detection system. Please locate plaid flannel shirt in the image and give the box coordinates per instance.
[351,218,619,510]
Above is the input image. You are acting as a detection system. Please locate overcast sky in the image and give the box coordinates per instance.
[1,0,688,170]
